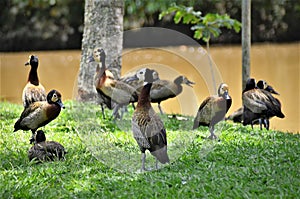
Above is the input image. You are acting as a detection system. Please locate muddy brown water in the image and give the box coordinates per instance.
[1,43,299,133]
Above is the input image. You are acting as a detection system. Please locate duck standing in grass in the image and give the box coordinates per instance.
[226,79,280,124]
[92,48,138,119]
[28,130,66,162]
[22,55,46,108]
[242,78,284,130]
[193,83,232,139]
[149,75,195,114]
[131,68,169,171]
[14,90,65,144]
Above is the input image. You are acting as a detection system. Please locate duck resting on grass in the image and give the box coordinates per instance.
[193,83,232,139]
[28,130,66,162]
[14,89,65,144]
[131,68,170,171]
[22,55,46,108]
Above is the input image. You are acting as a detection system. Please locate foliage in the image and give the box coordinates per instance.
[159,4,241,43]
[0,101,299,198]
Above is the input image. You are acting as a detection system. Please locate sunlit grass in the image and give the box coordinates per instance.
[0,101,299,198]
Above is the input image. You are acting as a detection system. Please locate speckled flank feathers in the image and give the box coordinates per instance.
[28,130,66,162]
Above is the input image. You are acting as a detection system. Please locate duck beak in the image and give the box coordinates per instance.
[125,75,139,83]
[57,99,65,109]
[88,55,95,63]
[266,85,279,95]
[25,61,30,66]
[224,91,231,100]
[186,79,195,87]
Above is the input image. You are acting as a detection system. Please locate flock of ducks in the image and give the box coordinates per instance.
[13,49,285,170]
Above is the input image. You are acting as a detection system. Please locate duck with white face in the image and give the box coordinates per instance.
[193,83,232,139]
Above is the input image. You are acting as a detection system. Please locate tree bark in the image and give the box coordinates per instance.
[242,0,251,91]
[77,0,124,102]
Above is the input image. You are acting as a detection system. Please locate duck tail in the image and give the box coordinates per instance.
[277,112,285,118]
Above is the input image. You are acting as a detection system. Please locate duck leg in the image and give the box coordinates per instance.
[158,103,164,115]
[100,104,105,119]
[30,129,36,144]
[208,125,217,139]
[141,153,146,171]
[264,119,270,130]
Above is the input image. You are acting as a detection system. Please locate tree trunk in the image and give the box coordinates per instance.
[242,0,251,91]
[77,0,124,102]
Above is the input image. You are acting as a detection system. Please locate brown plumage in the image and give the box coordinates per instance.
[193,83,232,139]
[226,79,280,125]
[242,78,284,130]
[28,130,66,162]
[92,48,138,118]
[22,55,46,108]
[149,76,195,114]
[132,68,169,171]
[14,89,65,144]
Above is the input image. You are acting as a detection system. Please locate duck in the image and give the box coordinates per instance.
[242,78,284,130]
[126,73,195,114]
[92,48,138,119]
[22,55,46,108]
[193,83,232,139]
[149,76,195,114]
[89,48,115,118]
[226,79,280,124]
[131,68,169,171]
[14,89,65,144]
[28,130,66,162]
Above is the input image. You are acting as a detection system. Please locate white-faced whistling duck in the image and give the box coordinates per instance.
[22,55,46,108]
[149,76,195,114]
[257,80,280,95]
[193,83,232,139]
[131,68,169,171]
[92,48,138,119]
[226,79,280,124]
[28,130,66,162]
[242,78,284,130]
[89,48,115,118]
[14,89,65,144]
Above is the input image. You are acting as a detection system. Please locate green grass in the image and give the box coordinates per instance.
[0,101,299,198]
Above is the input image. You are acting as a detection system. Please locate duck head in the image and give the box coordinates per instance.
[257,80,279,95]
[218,83,231,100]
[181,76,195,87]
[127,68,159,84]
[243,78,256,93]
[47,90,65,109]
[25,55,38,67]
[35,130,46,143]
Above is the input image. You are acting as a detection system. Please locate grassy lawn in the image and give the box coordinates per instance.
[0,101,299,198]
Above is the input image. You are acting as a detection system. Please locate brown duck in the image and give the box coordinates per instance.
[28,130,66,162]
[242,78,284,130]
[93,48,138,118]
[226,79,280,124]
[131,68,169,171]
[14,89,65,143]
[193,83,232,139]
[22,55,46,108]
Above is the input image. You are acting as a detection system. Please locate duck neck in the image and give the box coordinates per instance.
[174,76,183,94]
[137,83,152,108]
[28,66,39,86]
